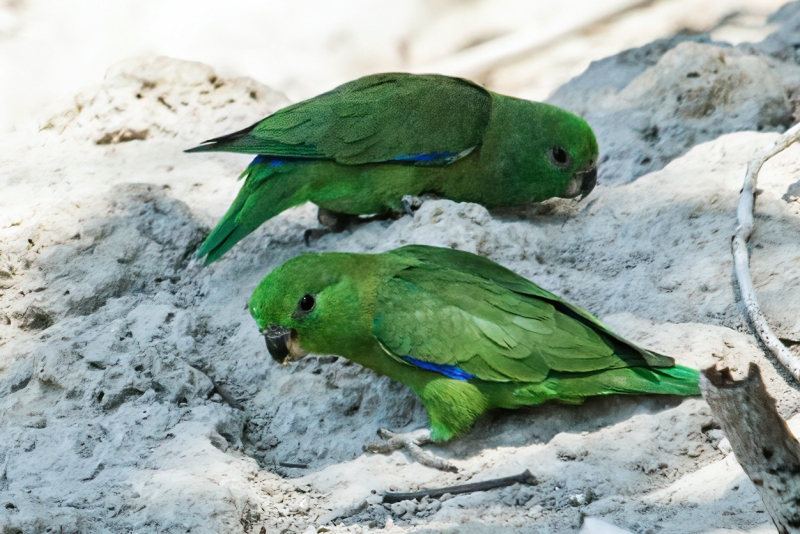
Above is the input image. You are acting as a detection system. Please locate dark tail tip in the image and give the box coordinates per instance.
[184,119,262,154]
[184,142,217,154]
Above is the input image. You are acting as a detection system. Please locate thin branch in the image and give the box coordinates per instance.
[320,470,538,525]
[382,470,537,504]
[700,364,800,533]
[733,122,800,381]
[207,375,244,411]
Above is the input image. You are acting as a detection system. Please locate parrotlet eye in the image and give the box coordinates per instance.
[298,294,315,312]
[550,146,571,168]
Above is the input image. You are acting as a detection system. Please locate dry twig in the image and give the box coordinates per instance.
[700,364,800,533]
[208,377,244,411]
[279,462,308,469]
[733,123,800,381]
[382,469,537,504]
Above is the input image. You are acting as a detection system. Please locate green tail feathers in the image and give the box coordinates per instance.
[646,364,702,396]
[511,365,700,407]
[196,160,307,264]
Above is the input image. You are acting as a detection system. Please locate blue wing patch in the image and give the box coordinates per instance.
[401,356,474,381]
[238,155,287,180]
[248,148,474,168]
[394,152,454,162]
[248,155,284,167]
[392,146,476,167]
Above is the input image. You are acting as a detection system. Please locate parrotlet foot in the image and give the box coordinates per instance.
[317,208,356,231]
[303,228,333,246]
[363,428,458,472]
[401,195,424,217]
[304,208,356,246]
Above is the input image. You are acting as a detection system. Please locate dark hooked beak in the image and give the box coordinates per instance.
[264,324,292,365]
[562,164,598,201]
[577,166,597,200]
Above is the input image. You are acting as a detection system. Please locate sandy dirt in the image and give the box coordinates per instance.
[2,1,800,533]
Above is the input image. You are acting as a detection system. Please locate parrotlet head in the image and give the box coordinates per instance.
[249,253,380,364]
[518,101,599,201]
[556,120,599,201]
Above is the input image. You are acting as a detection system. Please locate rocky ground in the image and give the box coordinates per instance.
[3,2,800,533]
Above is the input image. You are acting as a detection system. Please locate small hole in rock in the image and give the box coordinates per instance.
[97,391,104,402]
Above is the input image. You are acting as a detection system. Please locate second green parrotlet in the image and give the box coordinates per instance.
[187,73,599,263]
[249,245,699,450]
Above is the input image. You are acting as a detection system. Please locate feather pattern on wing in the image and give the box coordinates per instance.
[373,246,674,384]
[187,73,492,166]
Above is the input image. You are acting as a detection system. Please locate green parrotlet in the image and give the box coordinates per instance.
[187,73,599,263]
[249,245,699,445]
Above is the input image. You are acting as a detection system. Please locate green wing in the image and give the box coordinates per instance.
[373,246,673,384]
[187,73,492,165]
[391,245,674,368]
